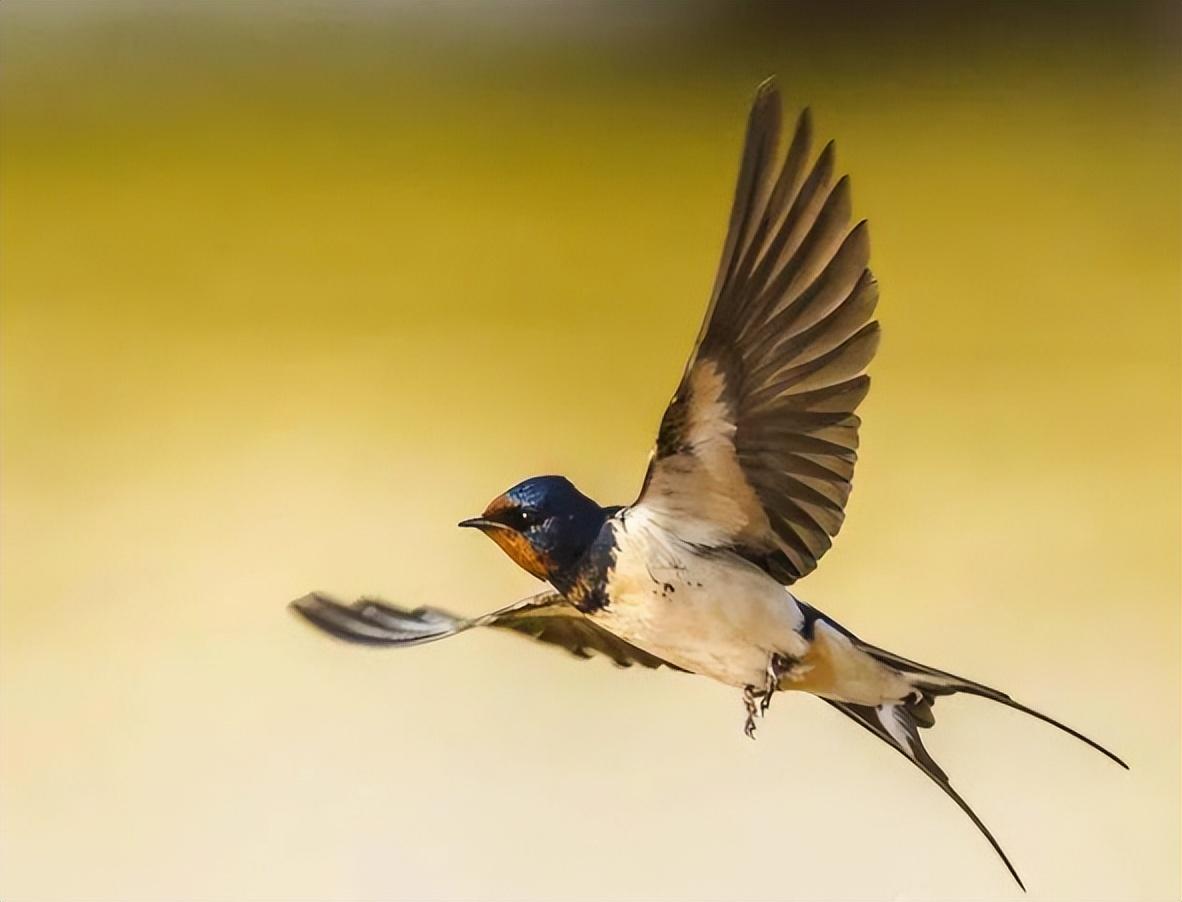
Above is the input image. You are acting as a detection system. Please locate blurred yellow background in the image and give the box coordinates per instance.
[2,2,1179,900]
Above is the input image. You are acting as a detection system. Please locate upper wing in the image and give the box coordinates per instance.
[635,78,878,584]
[289,591,682,671]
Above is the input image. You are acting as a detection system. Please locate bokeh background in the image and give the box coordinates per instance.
[2,2,1179,900]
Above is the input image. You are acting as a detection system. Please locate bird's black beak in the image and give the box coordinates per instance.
[458,517,500,530]
[461,491,519,533]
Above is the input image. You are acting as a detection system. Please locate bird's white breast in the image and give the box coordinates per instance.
[593,507,808,688]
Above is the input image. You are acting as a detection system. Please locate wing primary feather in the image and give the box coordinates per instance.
[784,376,873,413]
[748,227,873,363]
[289,593,466,646]
[729,107,814,302]
[743,429,860,461]
[755,321,881,398]
[289,591,684,671]
[781,268,879,368]
[741,248,873,368]
[733,139,838,327]
[739,445,856,482]
[743,283,878,401]
[772,174,855,313]
[635,84,879,585]
[706,80,782,318]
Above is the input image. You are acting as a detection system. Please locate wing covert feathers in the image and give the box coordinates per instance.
[639,78,878,584]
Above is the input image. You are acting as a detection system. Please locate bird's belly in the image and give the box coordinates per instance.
[593,530,807,688]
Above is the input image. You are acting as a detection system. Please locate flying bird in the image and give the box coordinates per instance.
[290,78,1125,890]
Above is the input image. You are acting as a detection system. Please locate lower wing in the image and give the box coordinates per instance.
[289,591,684,671]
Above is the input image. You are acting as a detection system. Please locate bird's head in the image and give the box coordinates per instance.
[459,475,606,583]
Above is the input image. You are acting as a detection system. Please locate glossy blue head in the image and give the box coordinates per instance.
[459,475,607,583]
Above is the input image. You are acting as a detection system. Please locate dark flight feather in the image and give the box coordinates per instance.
[637,78,878,584]
[289,592,683,671]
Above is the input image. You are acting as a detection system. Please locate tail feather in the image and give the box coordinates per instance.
[855,640,1129,770]
[801,602,1128,769]
[807,604,1127,889]
[949,687,1128,770]
[824,698,1026,891]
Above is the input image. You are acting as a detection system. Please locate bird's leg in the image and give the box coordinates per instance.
[759,658,778,716]
[743,654,800,738]
[759,652,798,717]
[742,685,760,740]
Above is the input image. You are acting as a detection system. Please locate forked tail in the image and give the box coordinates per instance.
[811,608,1127,891]
[857,635,1127,767]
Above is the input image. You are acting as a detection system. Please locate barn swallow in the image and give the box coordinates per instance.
[290,78,1125,890]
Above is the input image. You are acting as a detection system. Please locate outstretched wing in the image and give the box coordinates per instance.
[635,78,878,584]
[289,591,682,671]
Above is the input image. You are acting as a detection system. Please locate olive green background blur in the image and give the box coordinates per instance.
[2,2,1179,900]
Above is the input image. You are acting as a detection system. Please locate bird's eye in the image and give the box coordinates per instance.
[516,509,539,528]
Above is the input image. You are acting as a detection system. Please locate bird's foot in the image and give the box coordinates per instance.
[759,690,774,717]
[742,685,760,740]
[743,654,799,738]
[758,652,799,718]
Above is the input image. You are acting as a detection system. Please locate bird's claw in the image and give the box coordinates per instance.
[742,653,798,738]
[760,657,777,714]
[743,685,760,740]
